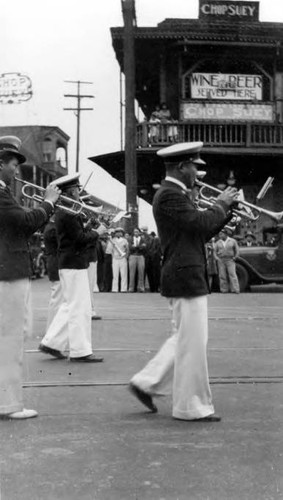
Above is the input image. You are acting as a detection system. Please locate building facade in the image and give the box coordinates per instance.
[0,125,69,203]
[90,0,283,241]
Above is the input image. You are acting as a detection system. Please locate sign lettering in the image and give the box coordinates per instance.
[0,73,33,104]
[180,102,273,122]
[190,73,262,101]
[199,0,259,22]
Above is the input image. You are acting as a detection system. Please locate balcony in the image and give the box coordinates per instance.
[136,122,283,153]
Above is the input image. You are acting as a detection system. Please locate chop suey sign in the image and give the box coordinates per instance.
[199,0,259,21]
[0,73,32,104]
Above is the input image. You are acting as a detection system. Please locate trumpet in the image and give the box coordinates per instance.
[16,178,132,224]
[195,180,283,223]
[16,178,83,215]
[80,200,131,227]
[197,198,241,232]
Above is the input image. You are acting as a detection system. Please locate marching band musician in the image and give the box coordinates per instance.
[85,229,102,320]
[0,135,60,420]
[129,142,238,421]
[43,215,63,331]
[39,174,107,363]
[109,227,129,292]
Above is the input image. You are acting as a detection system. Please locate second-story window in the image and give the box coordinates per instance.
[42,137,53,162]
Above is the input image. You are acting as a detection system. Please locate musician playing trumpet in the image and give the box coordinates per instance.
[39,174,107,363]
[109,227,129,292]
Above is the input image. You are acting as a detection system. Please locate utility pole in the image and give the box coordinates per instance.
[63,80,94,173]
[122,0,138,230]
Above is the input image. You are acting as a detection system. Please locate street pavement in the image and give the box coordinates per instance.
[0,278,282,500]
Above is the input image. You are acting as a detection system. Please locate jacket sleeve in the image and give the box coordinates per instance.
[2,195,54,238]
[156,190,232,238]
[57,212,98,247]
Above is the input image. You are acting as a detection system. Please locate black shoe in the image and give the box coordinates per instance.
[192,414,221,422]
[38,343,66,359]
[91,315,102,320]
[129,383,158,413]
[69,354,104,363]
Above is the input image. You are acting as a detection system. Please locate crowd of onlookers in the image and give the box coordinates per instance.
[93,226,162,293]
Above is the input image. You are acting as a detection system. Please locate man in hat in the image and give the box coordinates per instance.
[129,141,238,421]
[39,174,107,362]
[214,229,240,293]
[243,230,258,247]
[109,227,129,292]
[0,135,60,419]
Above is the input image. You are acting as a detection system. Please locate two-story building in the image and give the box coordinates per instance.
[0,125,69,203]
[90,0,283,240]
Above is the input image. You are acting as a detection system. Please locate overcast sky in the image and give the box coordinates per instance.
[1,0,283,229]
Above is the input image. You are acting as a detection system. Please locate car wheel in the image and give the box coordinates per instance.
[236,263,249,292]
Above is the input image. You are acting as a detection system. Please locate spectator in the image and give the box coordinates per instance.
[109,227,129,293]
[214,229,240,293]
[140,225,152,291]
[149,105,161,144]
[100,232,113,292]
[243,231,258,247]
[147,232,162,292]
[128,228,147,292]
[159,102,178,143]
[206,238,218,289]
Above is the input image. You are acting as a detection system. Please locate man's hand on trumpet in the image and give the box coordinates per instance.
[44,184,62,206]
[217,187,239,207]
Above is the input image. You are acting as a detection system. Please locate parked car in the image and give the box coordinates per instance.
[29,232,46,279]
[236,226,283,291]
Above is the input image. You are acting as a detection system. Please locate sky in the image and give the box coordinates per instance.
[1,0,283,230]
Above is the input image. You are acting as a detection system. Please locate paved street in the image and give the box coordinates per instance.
[0,278,282,500]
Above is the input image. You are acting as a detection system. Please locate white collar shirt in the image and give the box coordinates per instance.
[165,176,187,192]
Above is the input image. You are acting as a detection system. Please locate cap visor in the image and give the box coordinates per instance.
[193,158,206,165]
[12,152,26,164]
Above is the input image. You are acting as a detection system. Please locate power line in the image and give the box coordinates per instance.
[63,80,95,173]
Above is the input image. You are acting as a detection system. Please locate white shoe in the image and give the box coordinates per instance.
[7,408,38,420]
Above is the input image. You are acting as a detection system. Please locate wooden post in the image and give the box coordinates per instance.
[159,53,166,104]
[122,0,138,230]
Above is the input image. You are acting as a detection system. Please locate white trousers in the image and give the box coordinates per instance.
[131,296,214,420]
[41,269,92,357]
[87,262,99,313]
[112,258,128,292]
[46,280,63,330]
[0,279,31,414]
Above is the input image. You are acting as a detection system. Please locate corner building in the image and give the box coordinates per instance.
[90,0,283,241]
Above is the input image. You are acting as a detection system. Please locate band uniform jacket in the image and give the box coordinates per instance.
[0,185,53,281]
[153,180,232,298]
[43,220,59,282]
[55,211,99,270]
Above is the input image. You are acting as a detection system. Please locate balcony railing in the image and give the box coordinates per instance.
[136,122,283,149]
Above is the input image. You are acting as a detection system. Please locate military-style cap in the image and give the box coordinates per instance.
[51,173,81,191]
[157,141,206,165]
[114,226,124,233]
[0,135,26,164]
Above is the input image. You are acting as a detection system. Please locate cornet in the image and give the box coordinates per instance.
[80,200,131,227]
[16,178,83,215]
[195,179,283,223]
